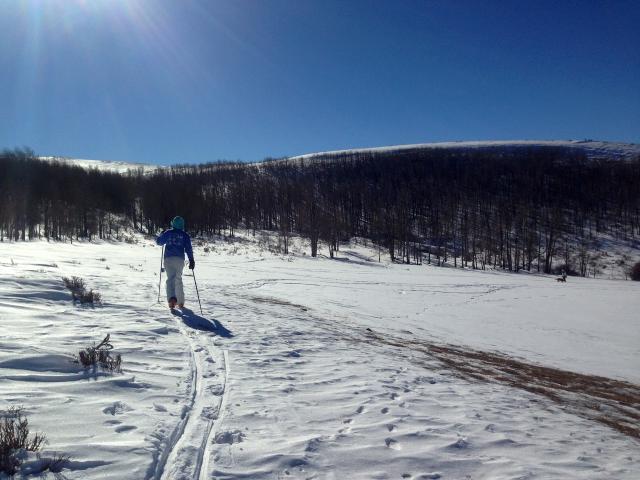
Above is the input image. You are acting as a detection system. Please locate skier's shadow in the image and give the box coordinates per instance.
[172,307,233,338]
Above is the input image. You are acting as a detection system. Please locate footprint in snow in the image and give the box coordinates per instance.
[414,376,437,385]
[215,430,245,445]
[114,425,137,433]
[305,438,322,452]
[356,406,365,414]
[448,438,469,449]
[381,407,389,414]
[385,438,401,450]
[102,401,132,416]
[201,406,220,420]
[207,384,225,395]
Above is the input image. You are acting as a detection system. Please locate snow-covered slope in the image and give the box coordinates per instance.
[290,140,640,161]
[0,237,638,479]
[38,156,160,174]
[38,140,640,173]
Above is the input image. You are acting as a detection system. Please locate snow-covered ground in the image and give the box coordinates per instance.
[0,236,638,479]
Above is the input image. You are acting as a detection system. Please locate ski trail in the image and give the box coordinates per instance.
[155,308,228,480]
[200,349,231,479]
[153,342,197,480]
[152,344,198,480]
[145,301,199,480]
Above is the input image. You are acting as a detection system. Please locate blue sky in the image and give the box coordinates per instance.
[1,0,638,165]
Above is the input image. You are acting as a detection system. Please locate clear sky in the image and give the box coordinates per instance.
[1,0,638,165]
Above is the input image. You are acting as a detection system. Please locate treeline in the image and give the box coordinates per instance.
[0,149,135,241]
[1,146,639,275]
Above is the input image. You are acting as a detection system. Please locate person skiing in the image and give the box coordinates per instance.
[156,216,195,309]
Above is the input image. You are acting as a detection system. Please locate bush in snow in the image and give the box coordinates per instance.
[62,276,85,296]
[0,406,46,475]
[78,289,102,304]
[62,276,102,305]
[77,334,122,372]
[40,452,71,473]
[631,261,640,281]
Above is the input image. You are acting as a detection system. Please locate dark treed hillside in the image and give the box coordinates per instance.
[1,146,639,276]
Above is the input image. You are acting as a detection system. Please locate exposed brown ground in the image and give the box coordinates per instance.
[364,329,640,440]
[240,293,639,440]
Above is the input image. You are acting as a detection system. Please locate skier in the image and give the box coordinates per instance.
[156,216,195,309]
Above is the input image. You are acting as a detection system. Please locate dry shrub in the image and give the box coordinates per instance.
[62,276,102,305]
[0,406,46,475]
[62,276,85,295]
[79,289,102,304]
[77,334,122,372]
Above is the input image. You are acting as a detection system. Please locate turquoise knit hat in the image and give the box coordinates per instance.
[171,216,185,230]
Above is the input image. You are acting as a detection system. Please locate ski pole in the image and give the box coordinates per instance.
[192,269,203,315]
[157,245,165,303]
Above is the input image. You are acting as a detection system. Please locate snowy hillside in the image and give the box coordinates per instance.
[290,140,640,162]
[0,236,638,479]
[38,156,160,174]
[38,140,640,174]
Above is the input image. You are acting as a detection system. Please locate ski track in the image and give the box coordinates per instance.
[200,349,231,479]
[152,335,197,480]
[156,304,229,480]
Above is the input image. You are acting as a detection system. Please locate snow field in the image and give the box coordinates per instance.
[0,237,638,479]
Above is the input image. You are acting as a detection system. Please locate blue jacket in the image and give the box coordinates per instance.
[156,229,194,261]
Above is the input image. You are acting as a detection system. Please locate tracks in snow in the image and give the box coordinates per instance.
[154,308,229,480]
[200,349,230,479]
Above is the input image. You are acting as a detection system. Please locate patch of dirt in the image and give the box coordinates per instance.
[241,294,309,312]
[364,330,640,440]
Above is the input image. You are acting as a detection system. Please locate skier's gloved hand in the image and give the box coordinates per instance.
[189,260,195,270]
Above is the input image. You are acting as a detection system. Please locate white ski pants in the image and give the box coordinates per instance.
[164,256,185,304]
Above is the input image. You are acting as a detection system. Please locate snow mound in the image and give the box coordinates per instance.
[0,354,80,374]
